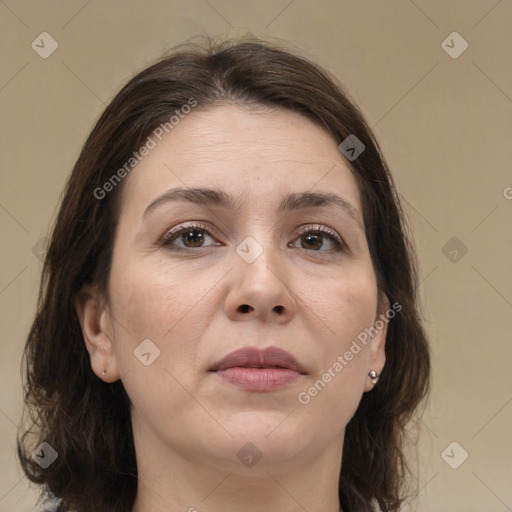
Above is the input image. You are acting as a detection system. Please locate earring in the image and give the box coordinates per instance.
[369,370,379,385]
[101,368,107,377]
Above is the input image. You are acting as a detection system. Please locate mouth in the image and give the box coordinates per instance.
[209,346,307,391]
[209,346,307,373]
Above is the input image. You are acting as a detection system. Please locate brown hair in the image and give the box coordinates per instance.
[18,35,430,512]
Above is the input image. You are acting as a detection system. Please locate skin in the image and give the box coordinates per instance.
[75,104,387,512]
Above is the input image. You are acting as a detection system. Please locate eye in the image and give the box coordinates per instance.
[160,222,221,251]
[290,225,344,252]
[159,222,345,253]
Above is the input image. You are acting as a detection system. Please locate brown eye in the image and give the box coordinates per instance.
[161,223,220,250]
[178,229,206,248]
[291,226,344,252]
[300,232,324,250]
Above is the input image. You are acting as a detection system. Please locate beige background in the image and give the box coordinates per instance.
[1,1,511,511]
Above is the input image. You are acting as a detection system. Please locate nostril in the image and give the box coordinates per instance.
[239,304,254,313]
[274,305,284,314]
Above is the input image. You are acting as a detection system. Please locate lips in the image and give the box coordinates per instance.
[209,346,307,374]
[209,346,307,391]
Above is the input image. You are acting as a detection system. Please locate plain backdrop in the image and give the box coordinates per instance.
[1,1,511,511]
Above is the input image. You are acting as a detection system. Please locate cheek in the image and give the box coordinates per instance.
[300,267,377,405]
[107,260,216,423]
[295,365,365,445]
[311,264,378,349]
[295,275,377,431]
[108,255,226,385]
[110,257,209,337]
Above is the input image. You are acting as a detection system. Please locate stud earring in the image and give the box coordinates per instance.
[369,370,379,385]
[101,368,107,377]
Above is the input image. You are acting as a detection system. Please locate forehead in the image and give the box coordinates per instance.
[120,104,362,217]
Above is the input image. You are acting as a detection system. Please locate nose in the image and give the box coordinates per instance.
[224,240,297,324]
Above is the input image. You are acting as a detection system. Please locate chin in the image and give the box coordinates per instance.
[224,409,301,439]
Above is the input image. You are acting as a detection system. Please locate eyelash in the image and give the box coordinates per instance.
[159,222,345,254]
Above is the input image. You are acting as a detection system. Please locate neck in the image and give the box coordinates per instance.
[130,417,344,512]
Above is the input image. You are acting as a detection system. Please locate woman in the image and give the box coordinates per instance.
[18,35,430,512]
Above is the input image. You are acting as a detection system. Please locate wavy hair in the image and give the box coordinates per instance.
[18,35,430,512]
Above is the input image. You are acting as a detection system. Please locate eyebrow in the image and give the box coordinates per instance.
[142,187,364,230]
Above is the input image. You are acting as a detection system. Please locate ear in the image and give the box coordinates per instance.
[74,285,121,383]
[364,293,389,392]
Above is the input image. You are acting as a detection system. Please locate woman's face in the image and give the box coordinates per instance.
[82,104,387,474]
